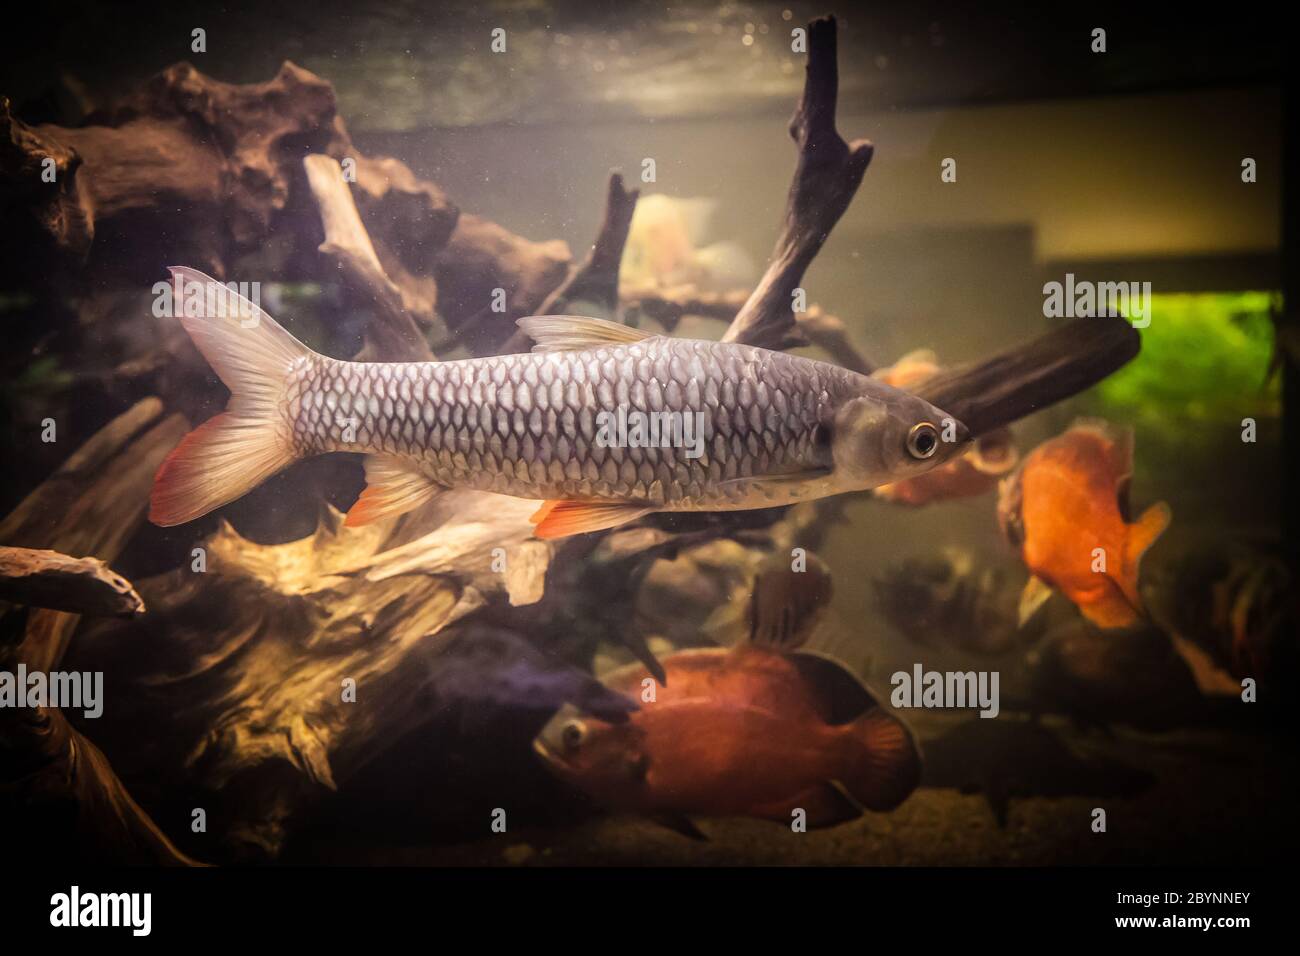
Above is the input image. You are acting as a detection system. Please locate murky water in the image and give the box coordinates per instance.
[0,2,1292,868]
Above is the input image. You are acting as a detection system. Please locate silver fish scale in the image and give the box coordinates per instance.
[285,337,859,508]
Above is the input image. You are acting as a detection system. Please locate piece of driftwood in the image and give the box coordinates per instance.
[497,172,640,354]
[722,16,874,351]
[303,153,435,362]
[0,546,144,617]
[623,288,874,373]
[434,214,573,354]
[797,305,875,375]
[0,95,93,259]
[68,495,556,860]
[0,398,197,865]
[0,60,574,348]
[916,316,1141,438]
[541,171,640,317]
[621,286,749,331]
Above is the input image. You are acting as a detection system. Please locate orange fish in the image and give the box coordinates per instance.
[873,350,1018,506]
[997,419,1171,630]
[533,573,919,835]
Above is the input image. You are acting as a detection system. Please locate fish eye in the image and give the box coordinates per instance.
[907,422,939,460]
[560,720,587,751]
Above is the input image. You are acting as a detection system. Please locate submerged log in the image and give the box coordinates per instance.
[0,399,196,865]
[497,172,640,354]
[722,16,874,353]
[540,171,640,317]
[68,497,552,861]
[303,153,435,362]
[434,214,573,354]
[916,316,1142,438]
[0,546,144,617]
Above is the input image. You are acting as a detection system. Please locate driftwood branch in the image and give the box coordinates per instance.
[498,171,640,354]
[797,305,875,374]
[623,289,874,373]
[0,546,144,617]
[917,316,1142,437]
[304,153,434,362]
[0,399,197,865]
[540,171,640,316]
[622,287,749,332]
[434,214,573,354]
[722,16,874,351]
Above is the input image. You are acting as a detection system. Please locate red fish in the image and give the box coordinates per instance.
[997,420,1171,630]
[533,565,919,834]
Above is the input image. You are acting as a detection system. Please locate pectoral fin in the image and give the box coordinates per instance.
[345,455,444,526]
[718,467,834,495]
[1017,575,1054,627]
[530,499,654,539]
[747,552,832,650]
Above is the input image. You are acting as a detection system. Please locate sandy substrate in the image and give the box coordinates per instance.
[292,715,1295,866]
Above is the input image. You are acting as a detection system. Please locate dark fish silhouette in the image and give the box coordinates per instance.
[921,717,1155,827]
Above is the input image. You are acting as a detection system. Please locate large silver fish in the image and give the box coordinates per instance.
[150,268,970,538]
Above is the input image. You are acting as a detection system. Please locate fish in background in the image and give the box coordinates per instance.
[1025,621,1210,732]
[619,194,755,293]
[532,583,920,837]
[429,626,640,730]
[1146,544,1298,689]
[663,547,836,650]
[872,350,1018,506]
[872,546,1046,656]
[629,538,874,680]
[921,716,1155,827]
[745,552,834,649]
[997,419,1170,629]
[149,268,971,539]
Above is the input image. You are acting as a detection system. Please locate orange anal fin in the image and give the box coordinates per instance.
[529,499,654,539]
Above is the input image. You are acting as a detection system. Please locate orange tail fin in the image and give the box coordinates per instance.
[149,267,312,526]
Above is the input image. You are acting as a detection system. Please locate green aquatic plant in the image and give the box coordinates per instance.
[1095,291,1281,426]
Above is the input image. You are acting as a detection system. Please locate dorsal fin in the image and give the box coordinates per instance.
[747,552,832,650]
[517,315,655,353]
